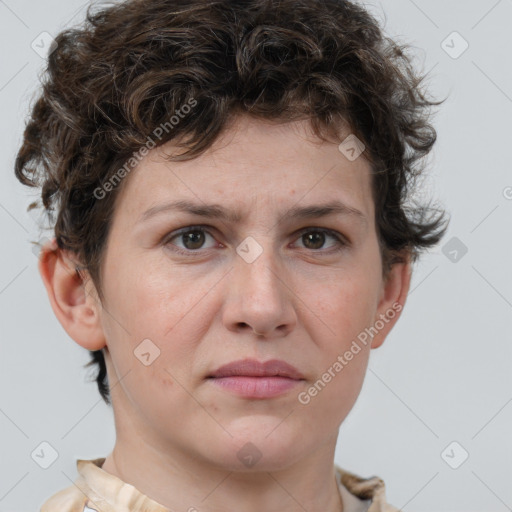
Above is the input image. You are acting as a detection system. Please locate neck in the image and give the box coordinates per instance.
[101,433,344,512]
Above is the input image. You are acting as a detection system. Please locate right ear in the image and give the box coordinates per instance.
[37,237,106,351]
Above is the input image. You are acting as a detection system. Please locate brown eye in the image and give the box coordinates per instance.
[294,228,348,252]
[302,231,326,250]
[181,230,206,250]
[164,226,217,253]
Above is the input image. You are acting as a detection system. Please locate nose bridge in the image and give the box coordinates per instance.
[236,234,283,302]
[225,233,296,336]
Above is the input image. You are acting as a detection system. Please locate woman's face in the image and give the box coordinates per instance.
[91,115,407,471]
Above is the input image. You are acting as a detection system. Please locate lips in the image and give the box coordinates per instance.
[208,358,305,380]
[207,358,305,399]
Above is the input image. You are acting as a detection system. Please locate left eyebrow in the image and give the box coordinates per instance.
[137,199,367,226]
[279,201,366,225]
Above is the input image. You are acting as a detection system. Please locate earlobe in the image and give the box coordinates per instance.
[38,238,106,351]
[370,255,412,349]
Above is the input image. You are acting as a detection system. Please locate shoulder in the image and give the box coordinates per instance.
[335,465,401,512]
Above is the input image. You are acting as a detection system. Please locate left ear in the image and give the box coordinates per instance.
[370,253,412,349]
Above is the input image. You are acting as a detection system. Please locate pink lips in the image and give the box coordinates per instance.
[208,358,305,399]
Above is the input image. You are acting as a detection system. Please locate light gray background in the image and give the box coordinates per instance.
[1,1,511,511]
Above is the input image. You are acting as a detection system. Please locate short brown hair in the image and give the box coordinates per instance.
[15,0,448,405]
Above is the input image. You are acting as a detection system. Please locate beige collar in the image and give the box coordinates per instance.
[42,457,398,512]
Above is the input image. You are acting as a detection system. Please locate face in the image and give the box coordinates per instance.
[80,115,407,471]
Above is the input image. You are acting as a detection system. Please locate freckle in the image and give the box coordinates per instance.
[161,375,174,388]
[289,189,295,195]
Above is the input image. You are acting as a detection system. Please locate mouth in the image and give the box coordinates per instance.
[207,358,305,399]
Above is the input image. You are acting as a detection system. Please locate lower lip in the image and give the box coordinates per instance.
[208,376,303,398]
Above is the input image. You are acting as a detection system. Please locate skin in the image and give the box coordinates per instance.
[39,115,411,512]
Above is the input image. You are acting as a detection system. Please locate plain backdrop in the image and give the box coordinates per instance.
[0,1,511,511]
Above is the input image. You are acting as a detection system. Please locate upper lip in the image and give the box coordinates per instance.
[208,358,305,380]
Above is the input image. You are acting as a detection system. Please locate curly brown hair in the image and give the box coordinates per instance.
[15,0,448,406]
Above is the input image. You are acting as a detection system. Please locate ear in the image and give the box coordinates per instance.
[370,253,412,349]
[38,237,106,351]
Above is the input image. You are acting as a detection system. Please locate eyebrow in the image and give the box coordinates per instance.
[138,199,366,225]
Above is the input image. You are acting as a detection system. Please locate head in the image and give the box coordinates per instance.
[16,0,447,471]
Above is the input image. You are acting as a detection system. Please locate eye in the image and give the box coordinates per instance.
[162,225,349,256]
[164,226,218,254]
[293,228,348,252]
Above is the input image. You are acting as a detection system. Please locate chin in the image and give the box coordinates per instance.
[201,422,308,473]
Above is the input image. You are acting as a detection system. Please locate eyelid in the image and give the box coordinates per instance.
[162,224,350,254]
[162,225,219,249]
[293,226,350,247]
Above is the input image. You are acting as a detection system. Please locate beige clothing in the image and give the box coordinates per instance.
[40,458,400,512]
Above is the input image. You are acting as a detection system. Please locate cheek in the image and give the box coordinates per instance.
[297,347,370,429]
[313,268,381,345]
[103,252,195,335]
[100,257,216,389]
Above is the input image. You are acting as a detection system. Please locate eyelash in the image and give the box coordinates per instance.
[162,225,349,256]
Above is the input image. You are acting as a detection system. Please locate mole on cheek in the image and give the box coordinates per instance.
[158,373,175,389]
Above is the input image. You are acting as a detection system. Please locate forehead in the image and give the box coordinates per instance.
[113,115,374,224]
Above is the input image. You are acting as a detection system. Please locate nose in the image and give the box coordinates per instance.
[221,238,297,339]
